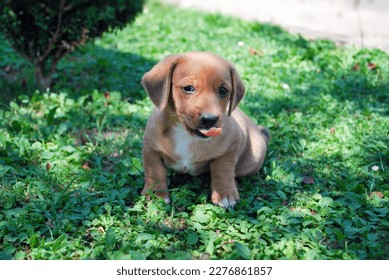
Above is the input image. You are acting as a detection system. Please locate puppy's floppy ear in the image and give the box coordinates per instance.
[142,55,180,110]
[228,64,245,116]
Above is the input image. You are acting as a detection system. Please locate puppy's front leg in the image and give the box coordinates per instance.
[210,154,239,208]
[142,146,170,203]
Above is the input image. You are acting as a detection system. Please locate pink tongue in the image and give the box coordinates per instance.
[199,127,222,137]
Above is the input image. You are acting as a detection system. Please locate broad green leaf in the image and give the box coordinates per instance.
[105,227,116,251]
[234,242,251,260]
[187,232,198,245]
[205,238,214,255]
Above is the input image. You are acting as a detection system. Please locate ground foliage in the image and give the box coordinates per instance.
[0,2,388,259]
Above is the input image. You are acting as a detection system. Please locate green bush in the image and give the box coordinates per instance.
[0,0,144,89]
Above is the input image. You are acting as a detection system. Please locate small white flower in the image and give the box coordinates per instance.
[281,83,290,90]
[237,41,245,47]
[372,165,379,172]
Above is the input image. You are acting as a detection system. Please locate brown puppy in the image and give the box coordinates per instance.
[141,52,269,208]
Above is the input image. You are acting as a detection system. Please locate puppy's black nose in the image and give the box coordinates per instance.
[200,113,219,129]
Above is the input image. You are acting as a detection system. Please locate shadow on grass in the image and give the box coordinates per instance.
[0,42,156,103]
[54,45,156,101]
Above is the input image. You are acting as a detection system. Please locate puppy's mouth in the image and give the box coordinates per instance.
[188,126,223,139]
[198,127,222,137]
[180,115,222,139]
[193,129,210,139]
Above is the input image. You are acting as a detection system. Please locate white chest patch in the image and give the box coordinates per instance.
[172,125,195,174]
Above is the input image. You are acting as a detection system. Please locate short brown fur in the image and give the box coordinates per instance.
[141,52,269,208]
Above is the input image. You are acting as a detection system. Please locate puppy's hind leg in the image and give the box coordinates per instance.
[235,125,269,177]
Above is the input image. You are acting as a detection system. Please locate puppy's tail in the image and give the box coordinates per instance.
[258,126,271,144]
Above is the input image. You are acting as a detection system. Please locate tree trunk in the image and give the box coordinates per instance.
[34,65,53,91]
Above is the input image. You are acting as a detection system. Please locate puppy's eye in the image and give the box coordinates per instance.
[182,85,195,94]
[219,87,229,97]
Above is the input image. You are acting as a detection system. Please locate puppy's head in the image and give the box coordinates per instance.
[142,52,245,139]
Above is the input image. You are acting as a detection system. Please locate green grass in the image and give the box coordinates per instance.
[0,2,388,260]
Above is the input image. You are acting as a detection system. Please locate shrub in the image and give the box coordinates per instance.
[0,0,144,90]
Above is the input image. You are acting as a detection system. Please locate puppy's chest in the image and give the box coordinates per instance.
[168,126,206,175]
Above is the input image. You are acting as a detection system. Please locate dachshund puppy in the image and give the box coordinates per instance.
[141,52,269,208]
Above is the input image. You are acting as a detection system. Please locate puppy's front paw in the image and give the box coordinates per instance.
[141,187,170,204]
[211,189,240,208]
[163,196,171,204]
